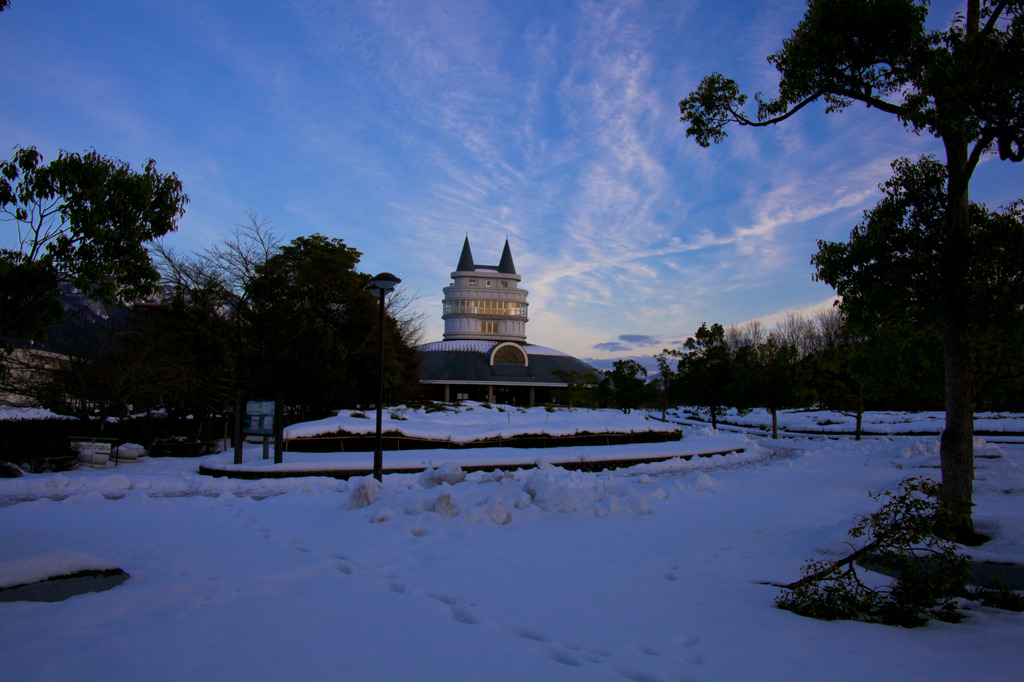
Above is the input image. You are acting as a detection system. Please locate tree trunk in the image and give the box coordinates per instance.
[941,327,975,531]
[940,130,976,539]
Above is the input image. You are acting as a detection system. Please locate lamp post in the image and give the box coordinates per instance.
[366,272,401,481]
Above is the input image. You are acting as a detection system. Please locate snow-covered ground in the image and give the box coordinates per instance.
[2,408,1023,681]
[283,403,680,440]
[671,406,1024,436]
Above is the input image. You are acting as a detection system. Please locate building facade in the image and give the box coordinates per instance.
[417,238,596,405]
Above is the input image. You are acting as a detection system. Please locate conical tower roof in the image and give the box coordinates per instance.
[497,238,516,274]
[456,236,475,272]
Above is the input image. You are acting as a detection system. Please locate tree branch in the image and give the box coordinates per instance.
[981,1,1009,36]
[967,131,997,180]
[744,92,826,127]
[778,538,882,590]
[747,86,910,131]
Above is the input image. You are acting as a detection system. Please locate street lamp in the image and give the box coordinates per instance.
[366,272,401,481]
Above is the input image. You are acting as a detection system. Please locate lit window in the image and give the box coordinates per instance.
[486,280,492,287]
[482,321,498,333]
[501,281,508,288]
[442,300,528,317]
[468,278,477,285]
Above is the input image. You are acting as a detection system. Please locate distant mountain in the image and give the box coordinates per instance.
[12,285,130,355]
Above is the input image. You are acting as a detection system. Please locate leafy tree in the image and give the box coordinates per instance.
[814,155,1024,409]
[128,290,236,432]
[0,256,61,350]
[678,1,1024,536]
[0,147,187,347]
[972,319,1024,410]
[552,368,600,409]
[671,322,733,429]
[732,337,813,439]
[812,342,868,439]
[811,317,945,436]
[650,351,680,420]
[241,234,418,418]
[603,359,648,414]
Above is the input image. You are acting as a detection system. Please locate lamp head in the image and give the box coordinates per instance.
[366,272,401,297]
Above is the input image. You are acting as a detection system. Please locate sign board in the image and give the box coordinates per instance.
[76,440,112,456]
[234,393,284,465]
[244,399,276,436]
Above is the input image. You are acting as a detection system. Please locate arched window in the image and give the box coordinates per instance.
[491,343,527,365]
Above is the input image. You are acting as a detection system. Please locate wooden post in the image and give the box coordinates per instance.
[233,392,244,465]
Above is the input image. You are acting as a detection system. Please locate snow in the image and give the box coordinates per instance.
[283,402,677,440]
[2,408,1023,681]
[0,406,72,421]
[203,435,744,476]
[673,406,1024,436]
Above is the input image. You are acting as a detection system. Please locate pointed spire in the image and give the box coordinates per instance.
[456,236,475,272]
[498,238,516,274]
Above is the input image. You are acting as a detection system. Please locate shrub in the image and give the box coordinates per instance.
[776,478,971,627]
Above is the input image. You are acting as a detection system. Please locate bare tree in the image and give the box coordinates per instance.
[203,211,281,302]
[151,240,223,300]
[773,313,817,360]
[812,307,848,354]
[725,320,765,351]
[385,285,429,348]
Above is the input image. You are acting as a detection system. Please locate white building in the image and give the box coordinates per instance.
[416,238,596,405]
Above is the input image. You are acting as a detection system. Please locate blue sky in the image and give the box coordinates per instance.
[2,1,1022,365]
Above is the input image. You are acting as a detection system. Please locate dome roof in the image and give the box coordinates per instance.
[416,341,596,387]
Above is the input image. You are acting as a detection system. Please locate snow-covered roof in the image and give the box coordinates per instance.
[417,340,570,357]
[415,340,592,386]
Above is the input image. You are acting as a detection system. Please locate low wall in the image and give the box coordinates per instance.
[284,429,681,453]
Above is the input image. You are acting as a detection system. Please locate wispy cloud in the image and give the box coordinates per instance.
[8,0,1020,361]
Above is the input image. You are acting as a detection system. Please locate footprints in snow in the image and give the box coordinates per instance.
[221,497,706,679]
[519,631,609,668]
